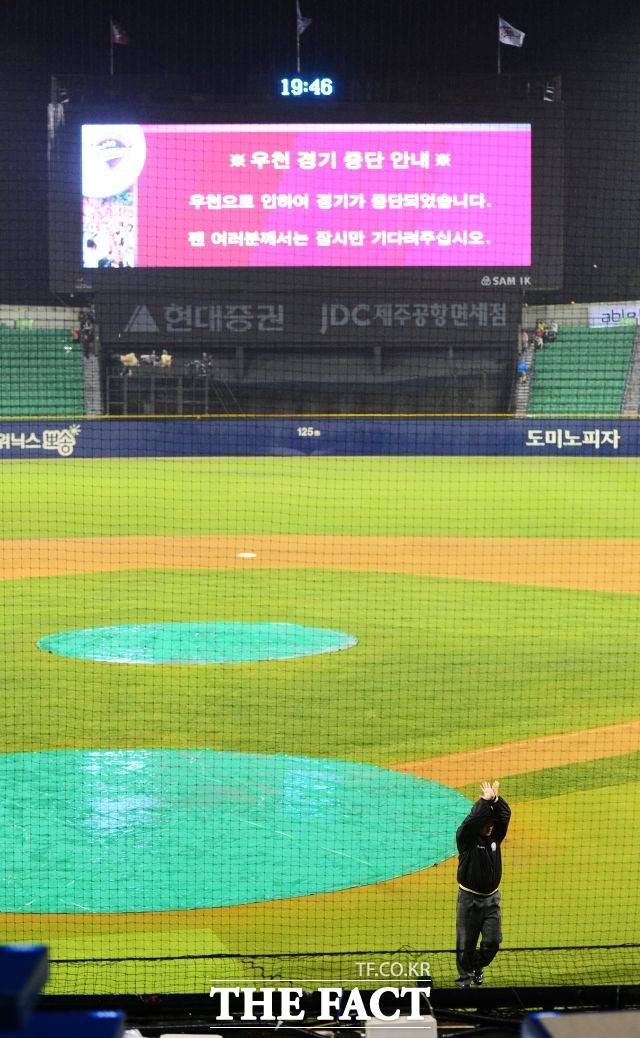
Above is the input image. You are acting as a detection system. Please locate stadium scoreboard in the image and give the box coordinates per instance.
[49,104,563,293]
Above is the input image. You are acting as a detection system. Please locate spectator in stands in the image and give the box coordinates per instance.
[119,351,139,375]
[535,319,546,339]
[455,781,511,989]
[160,349,173,369]
[544,320,558,345]
[517,357,530,381]
[185,356,207,375]
[138,350,160,366]
[79,310,96,357]
[519,329,529,352]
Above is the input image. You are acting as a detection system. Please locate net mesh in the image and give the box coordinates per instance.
[1,0,640,1000]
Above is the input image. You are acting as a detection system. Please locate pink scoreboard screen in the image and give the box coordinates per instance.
[81,123,531,269]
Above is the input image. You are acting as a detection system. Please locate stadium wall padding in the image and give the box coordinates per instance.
[0,417,633,458]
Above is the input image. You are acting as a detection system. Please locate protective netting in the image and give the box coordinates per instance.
[1,0,640,1000]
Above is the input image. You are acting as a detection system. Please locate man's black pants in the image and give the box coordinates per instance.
[456,889,502,979]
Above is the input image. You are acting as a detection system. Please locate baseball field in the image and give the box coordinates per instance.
[1,452,640,992]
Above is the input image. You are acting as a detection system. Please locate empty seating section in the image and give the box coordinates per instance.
[0,328,84,415]
[528,326,635,415]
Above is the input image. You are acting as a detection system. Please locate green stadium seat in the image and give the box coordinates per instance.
[0,329,84,416]
[527,325,635,416]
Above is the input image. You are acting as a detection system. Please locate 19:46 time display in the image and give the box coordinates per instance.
[280,77,334,97]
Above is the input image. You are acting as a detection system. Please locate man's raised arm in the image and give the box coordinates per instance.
[456,781,500,850]
[492,791,511,843]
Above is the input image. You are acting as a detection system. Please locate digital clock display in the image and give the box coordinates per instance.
[280,76,334,97]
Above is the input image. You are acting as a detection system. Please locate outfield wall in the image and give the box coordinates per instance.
[0,417,633,457]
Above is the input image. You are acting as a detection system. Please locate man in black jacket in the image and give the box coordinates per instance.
[455,780,511,987]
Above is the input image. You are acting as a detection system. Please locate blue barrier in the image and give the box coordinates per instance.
[2,1011,125,1037]
[0,417,636,459]
[0,946,125,1036]
[0,947,47,1030]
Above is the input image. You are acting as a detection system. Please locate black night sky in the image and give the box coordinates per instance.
[1,0,640,303]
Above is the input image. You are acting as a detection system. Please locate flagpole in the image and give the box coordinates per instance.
[497,15,501,76]
[295,0,301,73]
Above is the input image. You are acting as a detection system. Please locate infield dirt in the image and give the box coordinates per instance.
[3,533,640,593]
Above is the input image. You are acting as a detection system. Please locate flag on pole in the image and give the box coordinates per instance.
[296,0,311,37]
[110,18,130,45]
[498,16,524,47]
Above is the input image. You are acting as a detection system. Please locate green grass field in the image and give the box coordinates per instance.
[1,455,640,992]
